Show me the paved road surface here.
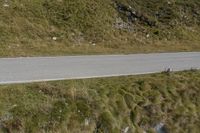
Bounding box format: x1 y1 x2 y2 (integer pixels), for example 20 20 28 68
0 52 200 84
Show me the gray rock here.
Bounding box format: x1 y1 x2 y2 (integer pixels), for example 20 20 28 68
155 123 168 133
122 126 129 133
114 17 133 31
84 118 90 126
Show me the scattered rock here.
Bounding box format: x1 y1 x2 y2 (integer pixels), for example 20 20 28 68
12 104 17 108
167 1 171 5
155 123 168 133
0 112 13 128
115 2 156 27
123 126 129 133
70 32 84 45
57 0 63 2
52 37 57 41
89 41 97 46
71 33 75 36
3 105 18 113
3 0 9 7
84 118 90 126
3 3 9 7
114 17 133 31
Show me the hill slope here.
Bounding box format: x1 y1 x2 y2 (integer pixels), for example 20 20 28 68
0 70 200 132
0 0 200 56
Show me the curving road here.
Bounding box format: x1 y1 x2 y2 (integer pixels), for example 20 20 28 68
0 52 200 84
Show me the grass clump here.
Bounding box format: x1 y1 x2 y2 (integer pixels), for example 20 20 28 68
0 70 200 132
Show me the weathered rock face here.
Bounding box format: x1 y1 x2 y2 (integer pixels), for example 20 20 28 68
111 0 200 41
113 0 200 28
114 1 156 27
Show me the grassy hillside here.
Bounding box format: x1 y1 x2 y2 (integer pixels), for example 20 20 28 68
0 70 199 132
0 0 200 56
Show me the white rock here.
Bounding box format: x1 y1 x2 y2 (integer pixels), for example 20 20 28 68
146 34 150 38
0 113 13 122
3 3 9 7
123 126 129 133
52 37 57 41
12 104 17 108
84 118 90 126
155 122 165 133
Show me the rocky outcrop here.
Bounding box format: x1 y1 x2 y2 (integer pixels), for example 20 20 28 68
114 1 156 27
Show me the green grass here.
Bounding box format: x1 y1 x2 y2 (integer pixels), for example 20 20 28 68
0 0 200 57
0 70 200 132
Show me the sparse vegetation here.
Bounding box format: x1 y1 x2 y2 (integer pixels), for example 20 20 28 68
0 70 200 132
0 0 200 57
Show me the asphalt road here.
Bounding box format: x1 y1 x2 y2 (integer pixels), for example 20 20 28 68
0 52 200 84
